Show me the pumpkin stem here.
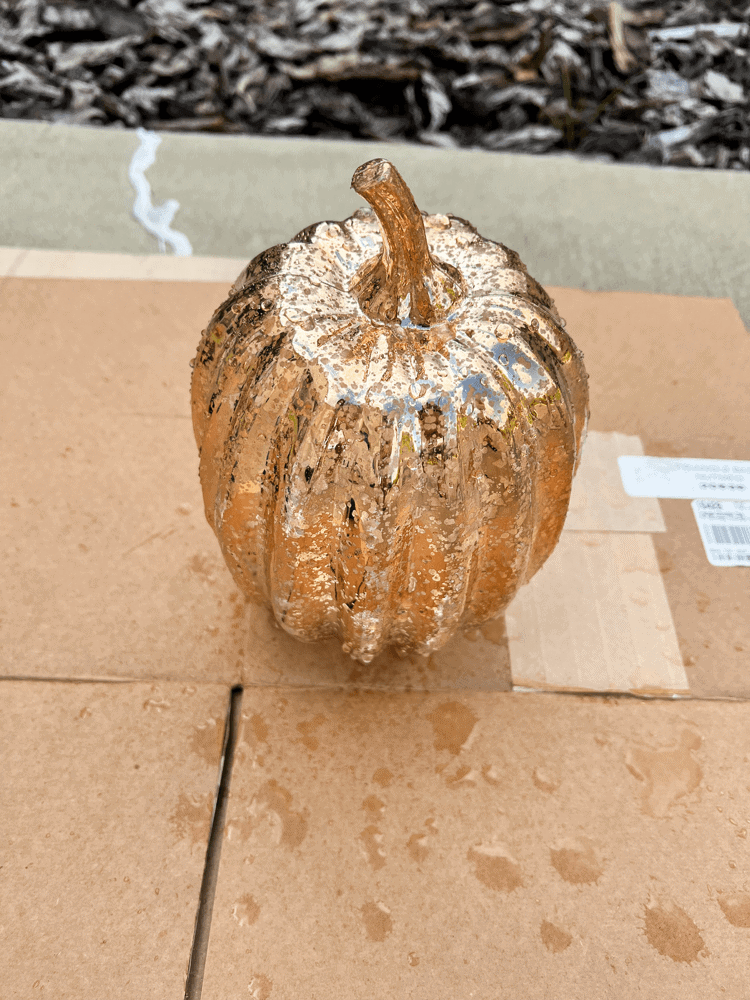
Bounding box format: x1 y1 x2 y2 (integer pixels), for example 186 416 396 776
351 159 462 327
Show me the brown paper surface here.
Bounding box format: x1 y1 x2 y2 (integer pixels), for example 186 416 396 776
203 688 750 1000
2 274 748 695
548 288 750 698
1 680 228 999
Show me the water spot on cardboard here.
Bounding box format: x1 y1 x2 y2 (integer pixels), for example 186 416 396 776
717 891 750 927
643 901 707 963
626 729 703 818
297 713 326 751
239 780 308 849
407 832 429 864
480 616 506 646
446 765 479 787
428 701 478 755
533 767 559 793
191 715 225 764
247 972 273 999
362 795 385 817
696 593 711 613
143 695 171 712
408 952 420 966
232 894 261 927
231 592 247 621
482 764 502 785
360 825 386 870
540 920 572 953
170 791 213 846
372 767 394 787
468 844 524 892
249 712 269 743
361 900 393 941
187 553 217 582
550 839 603 884
655 545 674 574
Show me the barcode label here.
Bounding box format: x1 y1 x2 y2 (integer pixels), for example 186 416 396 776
708 524 750 546
692 500 750 567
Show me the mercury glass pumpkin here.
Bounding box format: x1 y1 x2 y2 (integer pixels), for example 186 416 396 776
191 159 589 663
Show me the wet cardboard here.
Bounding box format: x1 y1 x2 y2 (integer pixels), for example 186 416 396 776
2 249 750 999
203 688 750 1000
2 264 748 696
1 680 229 998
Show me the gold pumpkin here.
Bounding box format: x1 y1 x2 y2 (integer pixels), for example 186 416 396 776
191 159 589 663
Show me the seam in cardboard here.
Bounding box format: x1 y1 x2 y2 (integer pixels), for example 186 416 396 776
0 675 138 684
184 684 243 1000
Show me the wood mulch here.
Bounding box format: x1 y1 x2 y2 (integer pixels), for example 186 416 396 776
1 0 749 169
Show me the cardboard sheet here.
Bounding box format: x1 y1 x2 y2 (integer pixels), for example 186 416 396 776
203 688 750 1000
552 288 750 699
1 680 229 999
2 272 748 696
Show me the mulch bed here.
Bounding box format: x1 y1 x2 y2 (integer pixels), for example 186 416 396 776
1 0 749 169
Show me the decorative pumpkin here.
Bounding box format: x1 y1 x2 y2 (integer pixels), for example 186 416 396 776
191 159 589 663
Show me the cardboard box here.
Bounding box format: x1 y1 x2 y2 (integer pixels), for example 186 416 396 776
1 679 229 999
2 249 749 997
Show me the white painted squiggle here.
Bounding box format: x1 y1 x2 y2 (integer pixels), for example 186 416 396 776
128 127 193 256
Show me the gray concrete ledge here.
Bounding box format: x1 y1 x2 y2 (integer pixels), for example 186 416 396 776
2 120 748 330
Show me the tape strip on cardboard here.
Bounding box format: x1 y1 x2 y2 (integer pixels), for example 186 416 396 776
508 531 688 696
537 434 687 695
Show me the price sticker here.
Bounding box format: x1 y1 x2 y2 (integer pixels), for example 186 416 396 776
618 456 750 500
